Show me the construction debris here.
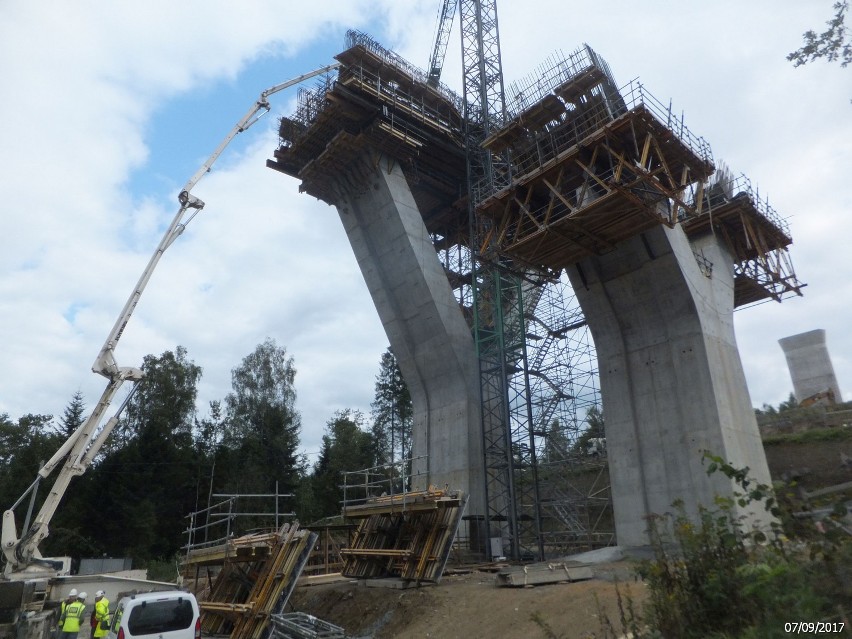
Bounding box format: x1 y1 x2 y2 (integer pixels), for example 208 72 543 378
495 562 594 587
182 522 317 639
340 488 468 584
268 612 345 639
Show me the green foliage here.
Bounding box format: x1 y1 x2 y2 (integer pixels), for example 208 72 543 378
0 413 62 531
370 348 412 467
540 418 569 464
788 1 851 68
762 425 852 446
221 338 301 496
303 410 376 522
592 454 852 638
754 391 798 418
59 391 86 439
563 406 605 458
66 347 204 560
145 556 180 583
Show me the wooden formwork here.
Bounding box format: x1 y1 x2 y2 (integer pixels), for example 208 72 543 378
339 488 468 584
182 523 317 639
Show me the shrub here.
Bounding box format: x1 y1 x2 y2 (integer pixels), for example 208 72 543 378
591 453 851 638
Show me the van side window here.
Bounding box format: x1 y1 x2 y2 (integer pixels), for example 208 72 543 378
127 599 194 636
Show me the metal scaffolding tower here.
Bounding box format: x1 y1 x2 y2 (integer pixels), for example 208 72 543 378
453 1 610 560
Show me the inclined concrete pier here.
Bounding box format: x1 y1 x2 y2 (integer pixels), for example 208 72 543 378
568 224 775 547
333 153 485 517
779 329 843 404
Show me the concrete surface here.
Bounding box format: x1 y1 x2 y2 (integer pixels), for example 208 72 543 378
333 153 485 519
779 329 843 403
568 224 775 547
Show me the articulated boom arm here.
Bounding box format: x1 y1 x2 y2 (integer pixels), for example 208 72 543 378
428 0 459 86
1 62 341 577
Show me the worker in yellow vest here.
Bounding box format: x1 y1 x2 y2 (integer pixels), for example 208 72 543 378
93 590 110 639
59 591 86 639
56 589 78 638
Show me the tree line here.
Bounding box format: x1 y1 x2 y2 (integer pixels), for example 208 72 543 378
0 339 411 569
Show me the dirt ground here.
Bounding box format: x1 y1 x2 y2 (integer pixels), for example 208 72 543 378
289 560 646 639
763 437 852 490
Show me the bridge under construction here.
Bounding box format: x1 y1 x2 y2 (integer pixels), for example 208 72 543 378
267 30 802 557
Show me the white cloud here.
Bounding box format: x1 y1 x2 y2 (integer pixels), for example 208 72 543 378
1 0 850 466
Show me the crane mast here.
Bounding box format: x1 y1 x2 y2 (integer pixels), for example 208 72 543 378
1 62 340 578
454 0 544 561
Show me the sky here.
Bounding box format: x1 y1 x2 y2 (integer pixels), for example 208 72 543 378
1 1 850 462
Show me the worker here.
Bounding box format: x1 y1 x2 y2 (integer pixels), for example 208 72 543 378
57 589 78 638
92 590 110 639
58 591 86 639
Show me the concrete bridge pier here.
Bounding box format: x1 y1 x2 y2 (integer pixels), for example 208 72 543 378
568 223 774 547
332 152 486 519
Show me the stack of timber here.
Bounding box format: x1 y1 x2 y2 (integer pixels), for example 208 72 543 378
340 488 467 584
183 523 317 639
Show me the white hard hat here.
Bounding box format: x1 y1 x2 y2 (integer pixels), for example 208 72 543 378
95 591 105 598
68 589 78 597
78 592 87 601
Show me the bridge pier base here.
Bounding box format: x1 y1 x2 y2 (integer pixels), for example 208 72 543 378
568 224 774 547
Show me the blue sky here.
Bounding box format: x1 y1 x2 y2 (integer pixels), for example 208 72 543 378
1 1 850 461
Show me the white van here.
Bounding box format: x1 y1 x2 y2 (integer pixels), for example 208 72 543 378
107 591 200 639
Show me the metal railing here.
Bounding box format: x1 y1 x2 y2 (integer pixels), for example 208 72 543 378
702 171 792 238
183 490 295 552
340 455 429 510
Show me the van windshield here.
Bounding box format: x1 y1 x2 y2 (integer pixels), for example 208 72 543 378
127 599 194 636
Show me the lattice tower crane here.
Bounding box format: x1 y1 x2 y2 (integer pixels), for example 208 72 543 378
428 0 544 561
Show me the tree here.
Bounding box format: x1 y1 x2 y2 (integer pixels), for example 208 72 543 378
541 418 569 463
788 2 851 68
73 346 203 560
221 338 302 496
570 406 605 457
307 410 376 521
777 391 799 413
0 413 61 529
59 391 86 440
370 348 412 468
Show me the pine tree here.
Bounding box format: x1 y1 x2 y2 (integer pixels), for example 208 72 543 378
370 348 412 468
309 410 375 519
59 391 86 439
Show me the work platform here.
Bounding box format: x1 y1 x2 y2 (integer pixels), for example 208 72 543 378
268 37 467 239
268 37 801 306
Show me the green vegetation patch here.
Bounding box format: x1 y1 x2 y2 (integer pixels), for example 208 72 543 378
763 425 852 446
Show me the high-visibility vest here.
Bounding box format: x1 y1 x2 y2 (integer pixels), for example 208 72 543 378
61 601 86 633
93 598 111 638
57 601 67 628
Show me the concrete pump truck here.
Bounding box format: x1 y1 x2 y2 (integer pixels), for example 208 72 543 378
0 63 340 639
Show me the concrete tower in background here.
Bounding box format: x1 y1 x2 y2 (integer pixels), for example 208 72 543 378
779 329 843 404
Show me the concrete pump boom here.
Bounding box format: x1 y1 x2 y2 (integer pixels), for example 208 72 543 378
1 62 341 578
